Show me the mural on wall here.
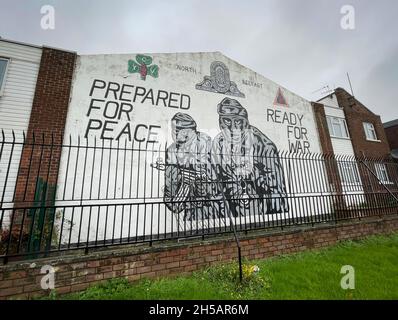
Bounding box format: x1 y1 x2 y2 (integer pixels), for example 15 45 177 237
196 61 245 98
58 52 326 242
156 97 289 221
212 97 288 216
128 54 159 80
162 112 221 221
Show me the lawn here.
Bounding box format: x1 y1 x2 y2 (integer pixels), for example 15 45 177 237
48 233 398 300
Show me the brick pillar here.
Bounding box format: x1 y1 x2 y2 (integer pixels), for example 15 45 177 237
312 102 334 155
14 47 76 204
312 102 347 216
8 47 76 253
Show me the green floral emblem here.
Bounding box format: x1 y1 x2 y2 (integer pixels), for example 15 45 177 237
128 54 159 80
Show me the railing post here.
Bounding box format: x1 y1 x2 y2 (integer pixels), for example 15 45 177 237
220 189 243 283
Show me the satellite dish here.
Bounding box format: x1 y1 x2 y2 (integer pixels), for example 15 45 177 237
391 149 398 160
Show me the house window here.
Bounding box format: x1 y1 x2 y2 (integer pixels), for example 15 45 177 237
374 163 392 184
363 122 378 141
326 116 349 138
339 162 361 184
0 58 9 96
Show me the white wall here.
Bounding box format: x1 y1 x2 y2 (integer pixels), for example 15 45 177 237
0 40 42 209
318 94 339 109
321 97 365 206
323 104 355 155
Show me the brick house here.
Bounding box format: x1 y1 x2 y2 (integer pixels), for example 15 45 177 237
315 87 390 158
383 119 398 154
314 88 396 197
333 87 391 158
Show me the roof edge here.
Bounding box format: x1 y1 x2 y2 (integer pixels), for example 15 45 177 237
0 37 76 54
383 119 398 128
0 37 42 49
335 87 381 117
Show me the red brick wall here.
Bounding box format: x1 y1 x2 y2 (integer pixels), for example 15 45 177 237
334 88 391 158
385 125 398 151
1 215 397 299
13 47 76 206
311 102 345 213
312 102 334 155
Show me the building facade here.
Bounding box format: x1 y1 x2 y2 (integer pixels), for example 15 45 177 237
316 88 391 158
312 93 364 206
333 88 391 159
0 38 396 246
0 39 43 206
314 88 395 198
0 38 76 235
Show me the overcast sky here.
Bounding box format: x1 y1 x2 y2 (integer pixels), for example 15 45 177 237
1 0 397 122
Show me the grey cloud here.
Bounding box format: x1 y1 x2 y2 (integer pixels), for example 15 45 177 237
357 47 398 122
0 0 396 121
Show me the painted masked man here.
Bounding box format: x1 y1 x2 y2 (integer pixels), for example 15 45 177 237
164 113 219 221
212 97 288 217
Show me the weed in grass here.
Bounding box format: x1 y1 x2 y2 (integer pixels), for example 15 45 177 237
202 262 271 299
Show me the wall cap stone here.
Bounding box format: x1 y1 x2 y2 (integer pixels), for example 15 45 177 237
1 214 397 273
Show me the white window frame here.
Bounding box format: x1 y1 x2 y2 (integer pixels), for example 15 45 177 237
338 162 361 185
326 116 349 139
374 163 393 184
0 57 10 97
363 122 379 142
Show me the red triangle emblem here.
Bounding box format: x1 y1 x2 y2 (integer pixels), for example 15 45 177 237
274 87 288 107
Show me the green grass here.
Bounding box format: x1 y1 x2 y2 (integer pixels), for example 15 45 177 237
47 233 398 300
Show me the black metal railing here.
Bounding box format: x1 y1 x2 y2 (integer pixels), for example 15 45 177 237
1 130 398 262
